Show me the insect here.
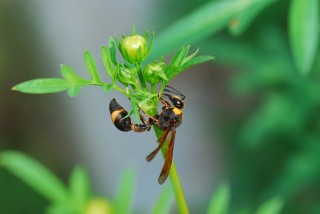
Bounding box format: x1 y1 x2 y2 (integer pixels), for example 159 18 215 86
109 86 185 184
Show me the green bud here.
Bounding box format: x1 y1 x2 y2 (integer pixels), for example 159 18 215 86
120 35 148 64
116 66 137 86
144 62 167 84
83 197 114 214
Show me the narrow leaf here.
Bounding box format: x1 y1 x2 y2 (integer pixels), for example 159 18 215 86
167 55 214 80
84 50 101 82
151 184 174 214
182 48 199 65
109 37 117 65
289 0 319 75
130 96 141 124
67 86 81 97
101 46 114 81
255 197 283 214
69 166 91 212
148 0 265 61
0 151 68 203
207 182 230 214
229 0 277 36
12 78 69 94
114 167 136 214
168 46 189 69
60 64 80 81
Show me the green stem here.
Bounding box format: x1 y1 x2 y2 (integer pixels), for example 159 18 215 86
151 84 156 94
154 127 189 214
136 63 148 91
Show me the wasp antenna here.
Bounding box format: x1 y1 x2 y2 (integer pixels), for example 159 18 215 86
164 85 185 100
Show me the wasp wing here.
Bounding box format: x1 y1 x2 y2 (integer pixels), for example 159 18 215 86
146 122 173 162
158 129 176 184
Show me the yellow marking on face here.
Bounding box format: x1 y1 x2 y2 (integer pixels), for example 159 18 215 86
173 108 182 115
111 110 122 122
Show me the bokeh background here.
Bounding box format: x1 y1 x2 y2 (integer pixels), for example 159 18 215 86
1 0 320 213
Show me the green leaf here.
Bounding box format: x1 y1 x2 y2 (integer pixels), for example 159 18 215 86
60 64 81 81
103 84 114 92
207 182 230 214
182 48 199 64
148 0 267 61
0 151 68 204
12 78 69 94
167 46 189 69
229 0 277 36
289 0 319 75
84 50 101 83
60 64 90 97
130 96 141 124
68 166 90 212
151 184 174 214
109 37 117 65
255 197 283 214
167 55 214 80
101 46 115 82
114 167 136 214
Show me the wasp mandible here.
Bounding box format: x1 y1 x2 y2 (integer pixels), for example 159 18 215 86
109 86 185 184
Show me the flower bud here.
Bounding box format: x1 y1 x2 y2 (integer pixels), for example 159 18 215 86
116 66 137 86
84 197 114 214
144 62 167 84
120 35 148 64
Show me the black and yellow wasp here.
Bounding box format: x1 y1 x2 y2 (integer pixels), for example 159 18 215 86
109 86 185 184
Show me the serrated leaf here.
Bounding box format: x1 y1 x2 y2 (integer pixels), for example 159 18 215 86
151 184 174 214
229 0 277 36
12 78 69 94
84 50 101 83
255 197 283 214
114 167 136 214
101 46 114 81
0 151 68 204
207 182 230 214
69 166 91 212
109 37 117 65
289 0 319 75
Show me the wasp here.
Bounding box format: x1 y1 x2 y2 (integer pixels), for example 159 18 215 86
109 86 185 184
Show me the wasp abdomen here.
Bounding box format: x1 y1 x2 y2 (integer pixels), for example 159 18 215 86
109 98 132 132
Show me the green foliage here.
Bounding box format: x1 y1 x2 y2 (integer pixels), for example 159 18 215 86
255 197 283 214
289 0 319 75
207 182 230 214
0 151 68 204
114 168 136 214
151 184 174 214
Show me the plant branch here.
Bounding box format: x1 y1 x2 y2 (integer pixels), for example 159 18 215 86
153 127 189 214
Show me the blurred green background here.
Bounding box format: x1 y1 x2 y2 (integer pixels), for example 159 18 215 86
1 0 320 213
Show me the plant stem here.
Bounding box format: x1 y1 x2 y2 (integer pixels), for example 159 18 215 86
153 127 189 214
136 64 148 91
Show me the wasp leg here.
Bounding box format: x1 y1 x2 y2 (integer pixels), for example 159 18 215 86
158 94 171 108
131 114 152 132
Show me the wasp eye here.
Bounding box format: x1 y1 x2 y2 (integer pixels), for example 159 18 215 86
171 96 184 109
